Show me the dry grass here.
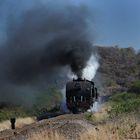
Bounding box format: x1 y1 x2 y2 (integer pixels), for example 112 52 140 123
27 131 65 140
1 104 139 140
81 114 140 140
80 128 120 140
0 117 35 131
25 115 140 140
93 104 111 122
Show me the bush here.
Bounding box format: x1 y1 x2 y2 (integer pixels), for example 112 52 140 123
109 92 140 118
0 107 28 122
32 87 62 116
128 81 140 94
0 87 63 121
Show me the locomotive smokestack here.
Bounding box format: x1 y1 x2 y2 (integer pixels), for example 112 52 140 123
77 67 82 79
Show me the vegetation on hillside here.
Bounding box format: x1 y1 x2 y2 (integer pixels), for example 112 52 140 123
108 92 140 118
0 106 28 122
108 80 140 118
33 87 62 116
128 80 140 94
97 46 140 93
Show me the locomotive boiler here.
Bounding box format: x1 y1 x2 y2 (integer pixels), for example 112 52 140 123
66 78 98 113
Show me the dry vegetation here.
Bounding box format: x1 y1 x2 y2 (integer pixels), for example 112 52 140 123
21 106 140 140
83 103 140 140
27 131 65 140
0 117 35 131
0 108 140 140
97 47 140 93
25 116 140 140
81 115 140 140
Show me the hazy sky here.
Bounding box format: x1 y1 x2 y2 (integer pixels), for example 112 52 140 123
0 0 140 49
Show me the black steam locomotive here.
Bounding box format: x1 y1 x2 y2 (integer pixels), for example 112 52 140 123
66 78 98 113
37 78 98 121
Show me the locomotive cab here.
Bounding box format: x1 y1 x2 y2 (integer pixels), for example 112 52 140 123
66 78 98 113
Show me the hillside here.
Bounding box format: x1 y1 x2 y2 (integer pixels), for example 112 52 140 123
96 46 140 94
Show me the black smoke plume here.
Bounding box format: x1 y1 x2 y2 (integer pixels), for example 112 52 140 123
0 2 94 106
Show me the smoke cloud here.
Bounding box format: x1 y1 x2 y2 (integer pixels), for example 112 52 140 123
0 0 96 106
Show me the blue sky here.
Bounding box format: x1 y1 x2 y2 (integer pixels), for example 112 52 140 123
84 0 140 49
66 0 140 49
0 0 140 50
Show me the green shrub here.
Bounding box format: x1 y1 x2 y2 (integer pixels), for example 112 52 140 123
84 112 94 121
128 81 140 94
32 87 62 115
109 92 140 118
0 107 28 122
0 87 63 121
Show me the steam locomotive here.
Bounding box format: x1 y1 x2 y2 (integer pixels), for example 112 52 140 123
37 78 98 120
66 78 98 113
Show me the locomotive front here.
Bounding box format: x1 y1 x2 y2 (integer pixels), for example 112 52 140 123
66 78 98 113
